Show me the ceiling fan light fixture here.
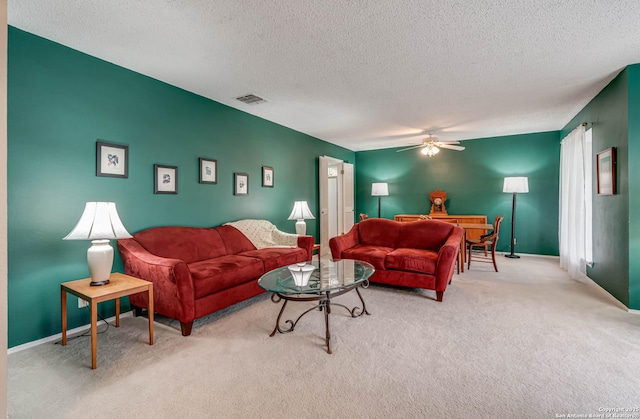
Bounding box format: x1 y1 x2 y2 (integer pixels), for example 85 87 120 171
421 144 439 156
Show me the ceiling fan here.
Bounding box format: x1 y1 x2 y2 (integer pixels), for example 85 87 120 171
396 134 465 157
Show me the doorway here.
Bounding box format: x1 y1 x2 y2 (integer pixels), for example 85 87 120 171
319 156 354 257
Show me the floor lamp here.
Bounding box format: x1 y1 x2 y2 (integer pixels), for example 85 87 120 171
503 177 528 259
371 182 389 218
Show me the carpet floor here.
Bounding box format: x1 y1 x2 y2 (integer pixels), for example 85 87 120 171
8 256 640 418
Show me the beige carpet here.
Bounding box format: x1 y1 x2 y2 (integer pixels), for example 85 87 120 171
8 256 640 418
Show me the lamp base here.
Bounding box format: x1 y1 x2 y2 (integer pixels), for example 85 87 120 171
90 279 111 286
295 220 307 236
504 254 521 259
88 239 113 286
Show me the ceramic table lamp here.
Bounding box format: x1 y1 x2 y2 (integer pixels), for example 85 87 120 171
288 201 315 235
64 202 132 285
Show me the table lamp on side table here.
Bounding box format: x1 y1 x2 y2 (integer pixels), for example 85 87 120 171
63 202 132 286
288 201 315 236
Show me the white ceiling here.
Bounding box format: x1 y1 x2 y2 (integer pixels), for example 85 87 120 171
9 1 640 151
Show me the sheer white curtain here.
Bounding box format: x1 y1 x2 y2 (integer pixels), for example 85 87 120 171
559 125 588 278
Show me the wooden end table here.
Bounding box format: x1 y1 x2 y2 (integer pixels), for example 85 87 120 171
60 272 154 369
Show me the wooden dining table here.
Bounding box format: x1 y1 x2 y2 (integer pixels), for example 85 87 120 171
456 223 494 273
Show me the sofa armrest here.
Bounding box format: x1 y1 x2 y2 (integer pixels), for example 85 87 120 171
329 224 359 259
435 226 464 291
117 239 195 323
296 235 314 261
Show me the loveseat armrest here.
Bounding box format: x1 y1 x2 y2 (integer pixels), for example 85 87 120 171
435 226 464 291
117 239 195 322
297 235 314 261
329 224 359 259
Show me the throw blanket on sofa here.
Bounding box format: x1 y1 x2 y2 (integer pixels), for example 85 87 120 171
225 219 298 249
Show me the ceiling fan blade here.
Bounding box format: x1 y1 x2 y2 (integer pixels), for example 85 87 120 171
439 144 465 151
437 140 460 145
396 144 424 152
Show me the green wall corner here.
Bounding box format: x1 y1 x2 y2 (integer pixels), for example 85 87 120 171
627 64 640 310
562 68 631 307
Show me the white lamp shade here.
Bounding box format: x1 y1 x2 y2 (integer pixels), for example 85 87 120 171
503 177 529 193
287 201 315 221
64 202 132 240
371 183 389 196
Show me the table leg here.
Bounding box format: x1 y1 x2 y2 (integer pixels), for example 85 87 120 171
324 293 332 354
61 288 67 346
270 297 291 336
354 287 370 316
115 297 120 327
460 233 466 273
90 300 97 369
148 285 154 345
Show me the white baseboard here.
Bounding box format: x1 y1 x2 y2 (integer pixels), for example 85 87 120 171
7 311 133 355
577 273 632 312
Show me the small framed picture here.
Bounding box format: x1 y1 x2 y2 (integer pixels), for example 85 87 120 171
199 158 218 184
596 147 616 195
262 166 274 188
234 172 249 196
154 164 178 194
96 141 128 178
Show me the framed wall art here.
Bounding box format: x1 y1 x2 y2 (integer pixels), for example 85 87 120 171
596 147 616 195
234 172 249 196
199 158 218 184
154 164 178 194
262 166 274 188
96 141 128 178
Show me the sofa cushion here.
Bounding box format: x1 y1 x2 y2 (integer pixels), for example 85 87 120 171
341 244 394 270
188 255 264 298
239 247 308 272
357 218 401 248
133 226 227 264
396 220 453 250
217 225 257 255
386 248 439 274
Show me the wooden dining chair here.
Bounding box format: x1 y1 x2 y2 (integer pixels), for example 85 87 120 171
359 213 369 221
466 216 504 272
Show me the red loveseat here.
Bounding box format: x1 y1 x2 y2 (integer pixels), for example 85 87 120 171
117 224 313 335
329 218 463 301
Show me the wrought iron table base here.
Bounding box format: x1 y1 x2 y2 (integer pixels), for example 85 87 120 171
268 281 370 354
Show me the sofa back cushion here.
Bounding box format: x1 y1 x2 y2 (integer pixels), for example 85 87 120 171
217 225 257 255
357 218 401 248
396 220 453 250
133 226 228 263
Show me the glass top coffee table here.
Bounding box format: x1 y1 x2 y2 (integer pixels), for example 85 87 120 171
258 259 374 354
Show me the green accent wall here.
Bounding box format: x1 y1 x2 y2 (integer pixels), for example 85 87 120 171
561 68 632 308
7 27 354 347
628 65 640 309
355 131 561 255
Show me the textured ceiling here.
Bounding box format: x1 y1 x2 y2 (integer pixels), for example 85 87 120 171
9 1 640 151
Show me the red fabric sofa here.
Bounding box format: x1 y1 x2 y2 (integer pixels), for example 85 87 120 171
329 218 463 301
117 225 313 335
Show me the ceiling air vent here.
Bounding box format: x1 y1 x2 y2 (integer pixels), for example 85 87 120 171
235 94 266 105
